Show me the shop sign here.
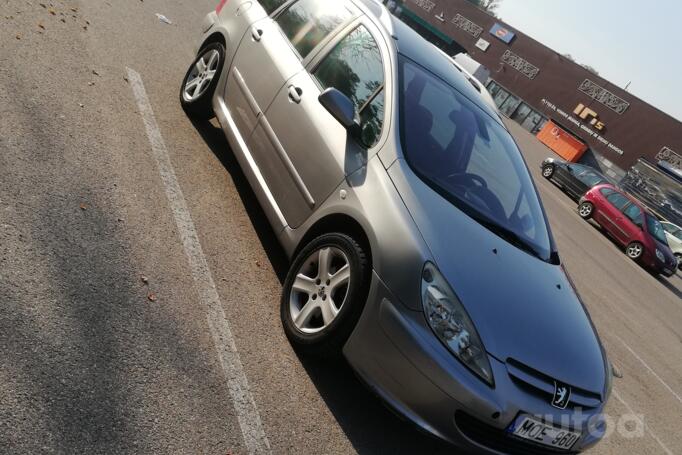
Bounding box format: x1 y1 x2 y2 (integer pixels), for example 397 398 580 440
541 99 625 156
490 23 516 43
475 38 490 51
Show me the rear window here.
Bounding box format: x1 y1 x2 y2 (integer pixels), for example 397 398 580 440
260 0 288 15
276 0 353 59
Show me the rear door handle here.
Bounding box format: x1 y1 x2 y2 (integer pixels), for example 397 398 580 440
251 27 263 42
288 86 302 104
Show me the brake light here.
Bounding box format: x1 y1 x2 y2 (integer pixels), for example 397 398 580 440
216 0 228 14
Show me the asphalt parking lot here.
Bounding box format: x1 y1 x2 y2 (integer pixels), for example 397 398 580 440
1 1 680 454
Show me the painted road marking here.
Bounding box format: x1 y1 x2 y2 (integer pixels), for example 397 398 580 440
612 389 672 455
127 68 271 455
612 333 682 408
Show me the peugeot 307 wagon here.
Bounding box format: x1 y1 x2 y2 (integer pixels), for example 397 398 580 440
179 0 612 452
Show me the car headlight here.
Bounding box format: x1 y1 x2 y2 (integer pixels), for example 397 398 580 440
655 249 665 263
421 262 494 386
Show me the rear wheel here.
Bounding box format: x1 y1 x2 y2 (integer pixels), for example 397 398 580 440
626 242 644 261
578 201 594 220
180 42 225 119
542 164 554 179
280 233 370 357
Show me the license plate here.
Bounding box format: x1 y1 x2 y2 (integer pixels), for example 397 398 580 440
509 415 581 450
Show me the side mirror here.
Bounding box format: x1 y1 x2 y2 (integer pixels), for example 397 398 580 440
319 88 356 129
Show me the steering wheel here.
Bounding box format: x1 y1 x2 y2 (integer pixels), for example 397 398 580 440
447 173 506 220
447 172 488 189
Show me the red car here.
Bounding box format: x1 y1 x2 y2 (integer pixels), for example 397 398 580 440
578 184 677 277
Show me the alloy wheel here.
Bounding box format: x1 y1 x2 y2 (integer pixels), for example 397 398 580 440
579 202 593 218
627 243 643 259
542 166 553 178
182 49 220 102
289 246 351 334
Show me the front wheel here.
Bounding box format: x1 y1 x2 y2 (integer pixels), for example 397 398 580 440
542 164 554 179
180 42 225 119
280 233 370 357
626 242 644 261
578 201 594 220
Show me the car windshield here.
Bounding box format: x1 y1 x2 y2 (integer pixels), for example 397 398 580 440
647 215 668 245
399 57 552 260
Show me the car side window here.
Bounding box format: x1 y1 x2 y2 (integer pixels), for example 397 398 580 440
276 0 353 59
260 0 288 15
623 203 643 227
314 25 385 147
605 192 630 211
599 187 616 197
578 171 603 187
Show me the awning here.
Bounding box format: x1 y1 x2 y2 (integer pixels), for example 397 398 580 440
400 8 454 45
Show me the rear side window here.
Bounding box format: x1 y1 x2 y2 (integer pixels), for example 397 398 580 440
623 203 643 226
578 171 605 187
606 192 630 211
314 25 385 146
276 0 353 59
260 0 288 15
599 187 616 197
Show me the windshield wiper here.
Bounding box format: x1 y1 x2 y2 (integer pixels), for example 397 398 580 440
471 213 546 261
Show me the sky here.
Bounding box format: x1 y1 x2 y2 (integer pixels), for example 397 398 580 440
494 0 682 122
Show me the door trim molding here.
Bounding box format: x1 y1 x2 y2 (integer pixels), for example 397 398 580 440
260 115 316 208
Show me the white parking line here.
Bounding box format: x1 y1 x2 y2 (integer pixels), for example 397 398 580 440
612 389 672 455
126 68 271 455
612 333 682 408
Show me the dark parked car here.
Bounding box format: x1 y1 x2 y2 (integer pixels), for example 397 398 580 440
541 158 613 200
579 184 677 277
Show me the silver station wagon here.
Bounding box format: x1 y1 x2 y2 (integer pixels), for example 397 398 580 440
180 0 611 452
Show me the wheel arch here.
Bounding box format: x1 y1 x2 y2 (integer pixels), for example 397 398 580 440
294 213 373 272
199 31 227 52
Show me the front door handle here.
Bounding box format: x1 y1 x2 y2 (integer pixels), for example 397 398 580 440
288 86 302 104
251 27 263 42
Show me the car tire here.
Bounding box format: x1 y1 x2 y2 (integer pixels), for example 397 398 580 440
578 201 594 220
280 233 370 357
541 164 554 179
179 42 225 120
626 242 644 261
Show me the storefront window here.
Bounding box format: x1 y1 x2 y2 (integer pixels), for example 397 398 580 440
492 87 510 108
500 94 521 117
511 103 532 123
520 110 546 133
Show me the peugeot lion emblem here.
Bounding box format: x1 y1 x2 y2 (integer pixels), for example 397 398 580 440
552 381 571 409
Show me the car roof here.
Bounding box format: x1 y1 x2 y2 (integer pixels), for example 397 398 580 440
354 0 502 124
596 183 652 214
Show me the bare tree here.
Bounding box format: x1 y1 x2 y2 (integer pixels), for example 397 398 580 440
467 0 503 15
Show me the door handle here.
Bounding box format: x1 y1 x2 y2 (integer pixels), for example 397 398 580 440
251 27 263 42
288 86 302 104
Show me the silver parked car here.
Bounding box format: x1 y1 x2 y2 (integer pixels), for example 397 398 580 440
181 0 611 452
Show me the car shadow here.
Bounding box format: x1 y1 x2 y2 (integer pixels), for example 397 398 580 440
189 119 456 454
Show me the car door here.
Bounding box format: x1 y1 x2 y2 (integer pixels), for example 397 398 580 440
600 192 632 244
249 17 389 228
224 0 354 141
555 163 582 196
621 202 645 243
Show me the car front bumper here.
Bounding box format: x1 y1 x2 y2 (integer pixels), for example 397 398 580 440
343 272 606 453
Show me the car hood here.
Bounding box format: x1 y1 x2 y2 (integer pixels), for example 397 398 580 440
388 160 606 394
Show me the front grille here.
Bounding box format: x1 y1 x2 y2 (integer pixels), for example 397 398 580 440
507 359 602 409
455 411 578 455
